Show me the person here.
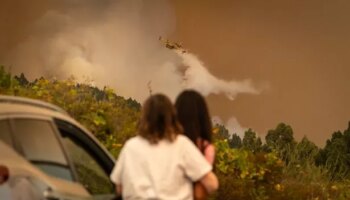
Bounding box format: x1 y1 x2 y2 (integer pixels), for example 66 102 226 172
110 94 218 200
175 90 215 200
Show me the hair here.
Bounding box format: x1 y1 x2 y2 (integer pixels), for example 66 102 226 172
175 90 213 145
138 94 183 144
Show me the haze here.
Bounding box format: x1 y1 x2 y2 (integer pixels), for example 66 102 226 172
0 0 349 146
172 0 350 146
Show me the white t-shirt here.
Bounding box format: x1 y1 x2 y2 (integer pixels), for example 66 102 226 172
110 135 212 200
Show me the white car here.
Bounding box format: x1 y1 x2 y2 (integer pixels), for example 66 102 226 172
0 95 119 200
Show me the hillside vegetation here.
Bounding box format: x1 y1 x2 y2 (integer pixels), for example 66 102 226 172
1 66 349 199
0 66 141 156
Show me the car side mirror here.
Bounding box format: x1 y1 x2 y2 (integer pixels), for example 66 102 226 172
0 165 9 185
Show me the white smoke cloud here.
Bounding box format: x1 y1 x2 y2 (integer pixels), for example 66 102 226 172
178 51 260 100
4 0 261 103
225 117 248 138
212 116 247 138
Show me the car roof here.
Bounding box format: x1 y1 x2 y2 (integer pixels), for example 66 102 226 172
0 95 86 134
0 95 115 162
0 95 67 114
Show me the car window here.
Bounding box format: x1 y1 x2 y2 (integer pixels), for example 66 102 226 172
55 120 114 195
12 119 73 181
0 120 13 147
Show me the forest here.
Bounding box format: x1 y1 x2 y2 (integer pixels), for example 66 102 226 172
1 66 349 199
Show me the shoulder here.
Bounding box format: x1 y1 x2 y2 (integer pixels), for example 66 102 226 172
176 135 202 155
123 136 146 149
176 134 194 145
124 136 138 145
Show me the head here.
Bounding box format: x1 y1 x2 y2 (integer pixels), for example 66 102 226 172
138 94 183 144
175 90 212 144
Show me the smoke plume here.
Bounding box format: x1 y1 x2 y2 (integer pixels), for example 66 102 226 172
213 116 248 138
0 0 260 102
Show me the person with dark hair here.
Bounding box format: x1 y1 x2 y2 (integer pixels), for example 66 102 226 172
110 94 218 200
175 90 216 200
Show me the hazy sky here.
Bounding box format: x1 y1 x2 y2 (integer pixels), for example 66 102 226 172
0 0 349 146
171 0 350 146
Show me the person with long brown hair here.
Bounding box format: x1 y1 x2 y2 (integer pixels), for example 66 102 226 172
175 90 216 200
110 94 218 200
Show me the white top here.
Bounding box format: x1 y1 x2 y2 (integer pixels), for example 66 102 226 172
110 135 212 200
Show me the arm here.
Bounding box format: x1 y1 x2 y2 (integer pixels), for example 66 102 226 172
182 137 219 194
193 182 208 200
199 171 219 194
204 144 215 165
112 185 122 200
116 185 122 195
194 144 217 199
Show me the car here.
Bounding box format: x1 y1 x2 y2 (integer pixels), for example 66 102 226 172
0 95 119 200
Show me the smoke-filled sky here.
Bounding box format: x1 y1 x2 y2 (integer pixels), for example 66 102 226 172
1 0 349 146
171 0 350 146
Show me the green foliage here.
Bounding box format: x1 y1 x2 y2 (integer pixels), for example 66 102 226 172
215 139 284 199
0 66 11 89
265 123 296 162
213 124 230 140
0 65 20 95
1 68 350 199
14 73 29 86
317 123 350 180
0 69 140 158
242 128 262 153
266 123 295 149
229 133 242 149
215 134 350 200
295 137 319 166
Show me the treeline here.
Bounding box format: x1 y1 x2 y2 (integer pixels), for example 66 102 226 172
214 122 350 181
212 122 350 199
1 66 350 199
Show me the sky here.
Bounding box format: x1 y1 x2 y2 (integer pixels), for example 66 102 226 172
0 0 349 146
171 0 350 146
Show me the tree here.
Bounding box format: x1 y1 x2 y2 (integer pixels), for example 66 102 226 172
298 137 318 160
14 73 29 86
292 136 319 166
0 66 12 89
265 123 295 149
214 124 230 140
316 122 350 180
229 133 242 149
242 129 262 153
265 123 296 161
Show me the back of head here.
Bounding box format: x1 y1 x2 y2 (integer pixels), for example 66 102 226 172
175 90 212 144
139 94 183 144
